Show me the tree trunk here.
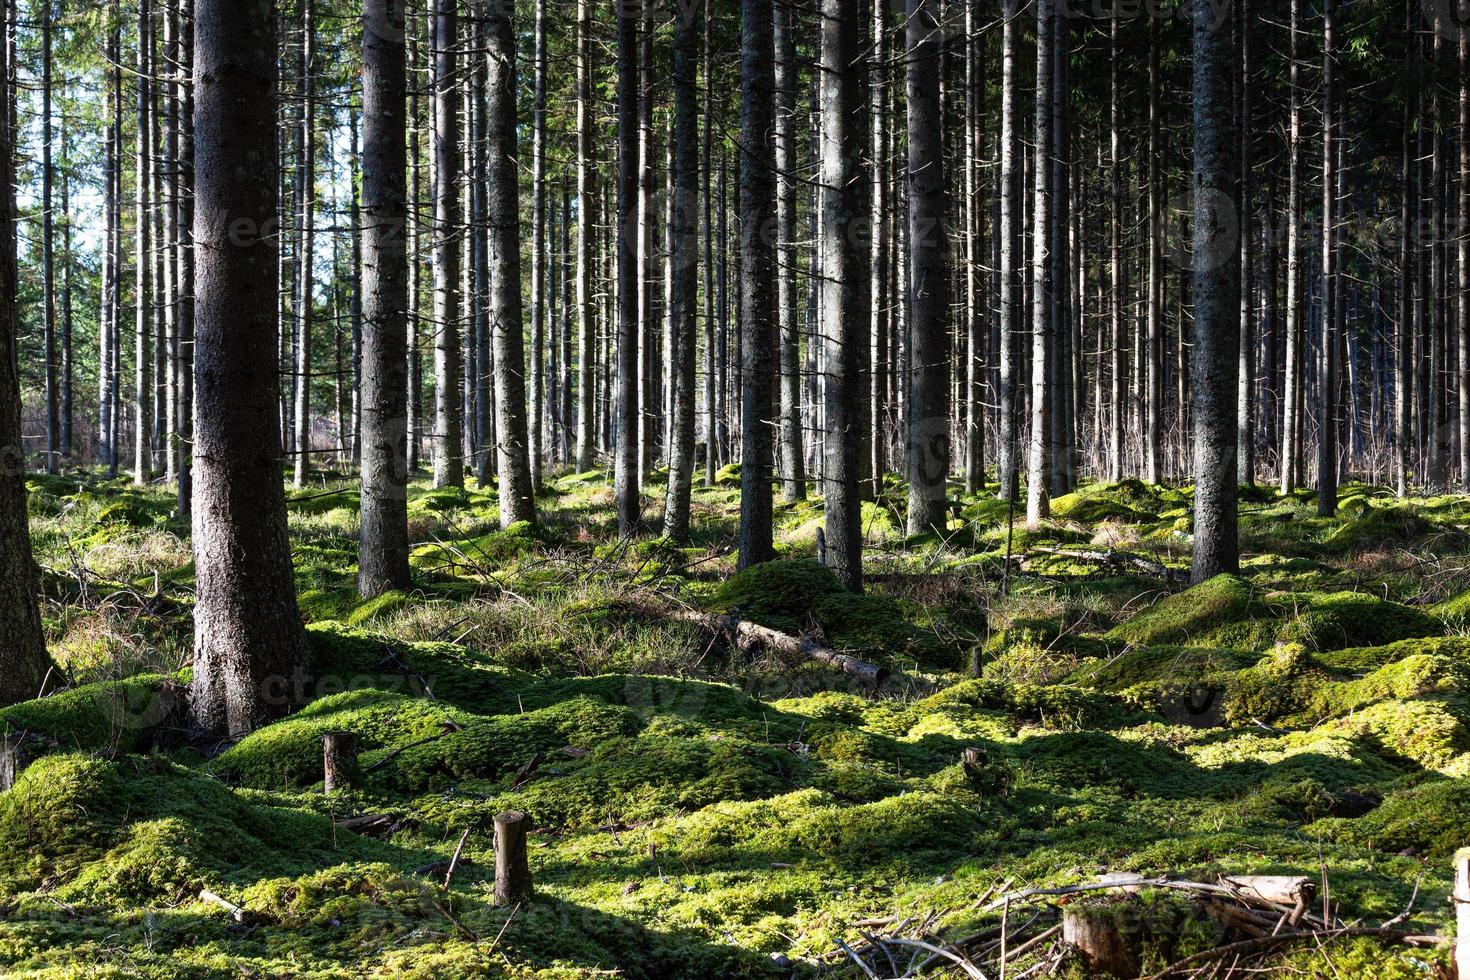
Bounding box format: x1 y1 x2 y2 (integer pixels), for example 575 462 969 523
965 0 986 495
1237 0 1255 487
528 0 547 489
135 0 153 485
774 0 804 503
358 0 412 598
662 1 699 542
0 8 50 706
293 0 315 488
189 0 310 737
1280 0 1302 494
1026 0 1053 528
736 0 778 567
1316 0 1338 515
574 0 595 471
1190 0 1241 581
40 0 56 474
906 0 951 535
1146 17 1163 483
819 0 868 590
431 0 462 489
485 0 536 527
995 0 1021 502
614 0 641 537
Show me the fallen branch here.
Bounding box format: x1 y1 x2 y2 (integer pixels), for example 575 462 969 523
672 609 890 688
199 888 249 924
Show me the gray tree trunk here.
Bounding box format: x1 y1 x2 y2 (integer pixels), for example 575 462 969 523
484 0 536 527
662 0 699 542
574 0 595 471
1280 0 1302 494
906 0 951 535
775 0 804 503
189 0 310 736
1190 0 1241 582
614 0 640 536
430 0 462 488
1316 0 1338 515
358 0 411 598
1026 0 1053 529
1237 0 1254 487
292 0 315 488
819 0 868 590
40 0 56 475
528 0 546 488
135 0 153 485
995 0 1021 502
737 0 778 568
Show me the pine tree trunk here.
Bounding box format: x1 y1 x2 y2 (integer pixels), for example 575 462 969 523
1237 0 1255 487
662 0 699 542
775 1 804 503
485 0 536 527
358 0 411 598
906 0 951 535
995 0 1021 502
135 0 153 485
1280 0 1302 493
1026 0 1053 528
1190 0 1241 581
293 0 315 487
1146 17 1163 483
189 0 309 737
964 0 986 495
0 8 51 706
574 0 595 471
819 0 869 589
1317 0 1338 515
39 0 57 474
1107 6 1124 483
736 0 778 567
614 0 641 536
528 0 546 489
430 0 462 488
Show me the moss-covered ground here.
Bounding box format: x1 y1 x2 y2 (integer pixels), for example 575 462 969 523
4 469 1469 976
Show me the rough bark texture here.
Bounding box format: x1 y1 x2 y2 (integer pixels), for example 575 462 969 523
0 9 50 706
1189 0 1241 582
492 810 534 906
774 0 804 504
189 0 310 737
1316 0 1338 515
1026 0 1053 529
662 1 699 541
358 0 412 598
135 0 153 485
430 0 462 489
819 0 868 590
737 0 777 569
574 0 595 471
995 0 1021 502
1279 0 1301 493
905 0 951 536
484 0 536 527
614 0 640 537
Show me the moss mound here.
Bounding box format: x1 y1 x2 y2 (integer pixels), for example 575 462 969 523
1106 574 1265 648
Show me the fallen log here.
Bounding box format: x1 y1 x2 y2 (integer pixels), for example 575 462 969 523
199 888 249 924
335 812 417 837
1024 546 1188 582
672 610 890 688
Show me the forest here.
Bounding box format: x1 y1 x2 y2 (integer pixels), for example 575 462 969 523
3 0 1470 976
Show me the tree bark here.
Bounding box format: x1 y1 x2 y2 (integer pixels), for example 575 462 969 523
189 0 310 737
358 0 412 598
819 0 868 590
431 0 462 489
995 0 1021 502
1026 0 1054 529
1190 0 1241 581
736 0 778 567
1316 0 1338 515
614 0 641 537
775 0 804 503
485 0 536 527
292 0 316 488
528 0 547 489
906 0 951 535
1280 0 1302 494
574 0 595 471
135 0 153 485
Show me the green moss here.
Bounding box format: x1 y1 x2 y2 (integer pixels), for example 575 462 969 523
1 672 186 752
1272 591 1440 651
345 589 412 626
1323 504 1441 553
1307 778 1470 859
1106 574 1264 648
709 559 844 633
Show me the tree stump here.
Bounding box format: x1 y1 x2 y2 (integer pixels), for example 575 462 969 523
0 736 29 792
493 810 534 906
322 731 359 794
1062 904 1139 978
1456 849 1470 980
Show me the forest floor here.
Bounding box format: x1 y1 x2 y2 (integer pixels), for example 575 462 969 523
2 466 1468 977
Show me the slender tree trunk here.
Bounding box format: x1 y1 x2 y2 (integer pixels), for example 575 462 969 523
574 0 595 471
662 0 699 541
293 0 315 487
528 0 546 488
774 0 804 503
965 0 985 494
1107 5 1124 483
135 0 153 484
485 0 535 526
1280 0 1302 493
1317 0 1338 515
1026 0 1053 528
1459 12 1470 486
906 0 951 534
1237 0 1254 487
40 0 57 474
1190 0 1241 581
1146 17 1163 483
819 0 868 589
995 0 1020 502
359 0 411 597
614 0 640 536
101 22 119 475
189 0 309 737
430 0 462 488
737 0 778 568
